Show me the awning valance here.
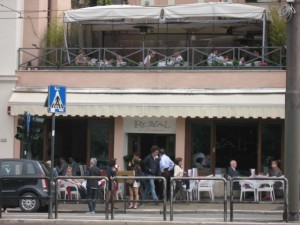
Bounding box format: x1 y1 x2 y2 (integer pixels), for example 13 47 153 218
8 92 284 119
63 3 266 24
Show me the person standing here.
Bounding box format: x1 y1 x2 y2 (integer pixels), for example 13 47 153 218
45 160 58 178
56 157 68 176
68 157 79 176
128 159 142 209
107 158 118 209
173 157 186 200
86 158 101 214
159 148 174 200
143 145 160 203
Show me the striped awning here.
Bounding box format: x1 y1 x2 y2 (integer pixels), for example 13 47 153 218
8 91 284 119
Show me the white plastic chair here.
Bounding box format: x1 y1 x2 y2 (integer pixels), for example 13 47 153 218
116 183 124 200
256 180 275 201
197 175 214 201
98 179 106 200
239 180 256 201
60 180 79 200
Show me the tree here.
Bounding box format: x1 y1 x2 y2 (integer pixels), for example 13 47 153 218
268 5 286 47
268 5 286 65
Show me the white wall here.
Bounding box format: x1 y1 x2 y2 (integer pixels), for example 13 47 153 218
0 0 23 157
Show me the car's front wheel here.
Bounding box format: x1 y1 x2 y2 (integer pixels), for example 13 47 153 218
19 192 40 212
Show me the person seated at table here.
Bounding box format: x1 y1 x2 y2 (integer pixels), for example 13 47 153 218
222 55 233 66
207 49 222 66
75 51 90 66
173 49 184 64
65 166 87 199
228 160 241 178
115 53 126 66
263 160 283 200
143 51 156 67
239 56 246 66
227 160 241 190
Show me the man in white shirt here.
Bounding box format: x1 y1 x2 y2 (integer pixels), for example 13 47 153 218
159 149 175 200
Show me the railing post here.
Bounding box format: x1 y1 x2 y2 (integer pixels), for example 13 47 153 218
162 177 167 221
170 178 174 221
110 179 114 220
224 178 227 222
0 177 2 218
230 178 233 222
54 178 58 219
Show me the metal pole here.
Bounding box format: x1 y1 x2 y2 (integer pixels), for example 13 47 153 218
230 179 233 222
170 178 174 221
0 178 2 218
285 1 300 221
224 179 227 222
48 113 55 219
163 177 167 221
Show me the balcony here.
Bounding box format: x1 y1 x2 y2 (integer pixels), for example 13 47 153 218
18 46 286 71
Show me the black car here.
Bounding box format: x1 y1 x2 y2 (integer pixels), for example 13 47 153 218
0 158 50 212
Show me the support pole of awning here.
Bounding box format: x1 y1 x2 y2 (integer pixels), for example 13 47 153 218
262 11 266 61
64 20 70 63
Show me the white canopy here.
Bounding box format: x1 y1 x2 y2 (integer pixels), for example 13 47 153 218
164 3 265 21
64 3 266 24
64 5 163 23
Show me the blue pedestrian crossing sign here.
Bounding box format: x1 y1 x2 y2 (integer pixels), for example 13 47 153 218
48 85 66 113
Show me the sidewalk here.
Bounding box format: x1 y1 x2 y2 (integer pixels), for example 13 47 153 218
55 197 285 214
0 200 290 225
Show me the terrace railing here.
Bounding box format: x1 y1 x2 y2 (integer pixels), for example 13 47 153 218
18 46 286 71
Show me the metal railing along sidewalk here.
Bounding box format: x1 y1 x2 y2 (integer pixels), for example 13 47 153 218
53 176 109 220
111 176 167 221
230 177 288 222
170 176 227 222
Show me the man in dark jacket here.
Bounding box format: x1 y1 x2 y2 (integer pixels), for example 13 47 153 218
86 158 101 214
227 160 241 190
143 145 160 202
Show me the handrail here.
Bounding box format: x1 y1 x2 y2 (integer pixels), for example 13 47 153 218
111 176 167 221
229 176 288 222
54 176 109 220
18 46 286 71
170 176 227 222
0 176 51 219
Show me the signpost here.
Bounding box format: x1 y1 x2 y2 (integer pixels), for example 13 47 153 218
48 85 66 219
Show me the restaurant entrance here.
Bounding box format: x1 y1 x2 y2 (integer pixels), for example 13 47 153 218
128 133 175 160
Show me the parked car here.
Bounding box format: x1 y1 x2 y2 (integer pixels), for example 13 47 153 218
0 158 50 212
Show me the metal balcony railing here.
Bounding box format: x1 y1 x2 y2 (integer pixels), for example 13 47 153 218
18 46 286 71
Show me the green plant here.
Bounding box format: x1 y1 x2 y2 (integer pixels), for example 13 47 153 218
211 61 224 67
268 5 286 47
232 58 239 66
42 20 65 48
97 0 112 5
268 5 286 65
111 59 117 66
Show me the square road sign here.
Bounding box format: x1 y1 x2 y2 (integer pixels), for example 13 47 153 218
48 85 66 113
